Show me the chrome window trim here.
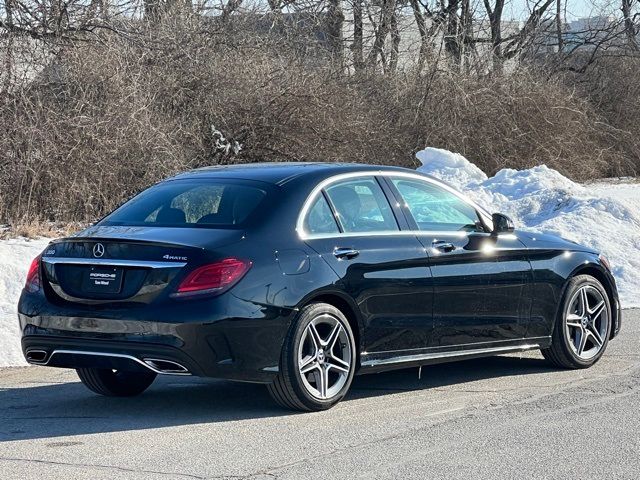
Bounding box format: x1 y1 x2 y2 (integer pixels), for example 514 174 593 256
299 230 468 240
323 174 401 234
41 257 187 269
296 170 493 240
304 189 342 235
297 230 518 242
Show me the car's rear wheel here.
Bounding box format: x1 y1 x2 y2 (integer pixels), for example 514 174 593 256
76 368 157 397
542 274 611 369
267 302 356 411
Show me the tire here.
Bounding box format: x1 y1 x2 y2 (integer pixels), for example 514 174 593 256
267 302 357 412
76 368 157 397
541 274 612 369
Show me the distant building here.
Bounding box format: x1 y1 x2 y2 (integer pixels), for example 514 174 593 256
563 16 623 52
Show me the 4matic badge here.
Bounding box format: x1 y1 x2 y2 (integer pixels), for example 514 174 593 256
163 254 188 261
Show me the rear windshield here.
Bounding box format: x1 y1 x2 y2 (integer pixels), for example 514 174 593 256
99 180 267 228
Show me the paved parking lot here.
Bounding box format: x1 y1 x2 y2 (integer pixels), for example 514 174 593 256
1 310 638 479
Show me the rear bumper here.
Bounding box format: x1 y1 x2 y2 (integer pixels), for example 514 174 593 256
20 319 287 383
22 336 200 376
18 295 295 383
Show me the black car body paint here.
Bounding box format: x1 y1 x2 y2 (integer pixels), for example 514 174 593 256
18 163 621 383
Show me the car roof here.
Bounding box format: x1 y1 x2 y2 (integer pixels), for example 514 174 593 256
169 162 426 186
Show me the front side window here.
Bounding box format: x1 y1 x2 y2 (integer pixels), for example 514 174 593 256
100 180 267 228
391 178 480 231
324 177 398 233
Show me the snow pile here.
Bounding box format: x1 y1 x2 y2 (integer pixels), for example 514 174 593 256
589 180 640 215
416 149 487 187
417 147 640 307
0 238 50 367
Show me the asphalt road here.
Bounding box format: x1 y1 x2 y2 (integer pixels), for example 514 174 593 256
1 310 639 480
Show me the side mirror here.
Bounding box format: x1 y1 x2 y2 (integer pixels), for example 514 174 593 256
491 213 514 234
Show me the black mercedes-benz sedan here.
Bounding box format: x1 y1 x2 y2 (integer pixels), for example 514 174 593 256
18 163 622 411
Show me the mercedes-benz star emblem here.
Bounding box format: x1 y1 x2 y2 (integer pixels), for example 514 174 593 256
93 243 105 258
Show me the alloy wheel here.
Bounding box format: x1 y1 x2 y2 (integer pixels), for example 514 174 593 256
565 285 609 360
297 314 352 400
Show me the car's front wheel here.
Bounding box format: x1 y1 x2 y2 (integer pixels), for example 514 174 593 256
542 274 612 368
76 368 157 397
267 302 356 411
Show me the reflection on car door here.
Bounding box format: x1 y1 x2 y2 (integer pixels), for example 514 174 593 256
385 176 534 349
300 176 434 353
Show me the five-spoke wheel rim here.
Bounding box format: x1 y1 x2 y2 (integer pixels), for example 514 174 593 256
565 285 609 360
298 314 352 400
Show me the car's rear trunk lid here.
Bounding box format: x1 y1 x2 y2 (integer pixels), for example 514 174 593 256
41 226 244 305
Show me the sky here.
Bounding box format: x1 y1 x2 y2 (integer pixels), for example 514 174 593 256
505 0 622 21
0 0 630 28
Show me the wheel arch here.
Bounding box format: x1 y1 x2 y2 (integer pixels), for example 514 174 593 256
301 291 363 369
565 263 619 339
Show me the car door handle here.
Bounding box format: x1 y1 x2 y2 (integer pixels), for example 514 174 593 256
333 247 360 260
432 240 456 253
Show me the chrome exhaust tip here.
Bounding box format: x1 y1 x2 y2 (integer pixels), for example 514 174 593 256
24 349 190 376
25 349 48 364
143 358 189 375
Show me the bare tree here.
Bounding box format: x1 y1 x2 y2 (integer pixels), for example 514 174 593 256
326 0 345 64
2 0 15 91
621 0 639 50
351 0 364 71
556 0 564 52
221 0 243 21
366 0 397 69
389 7 401 72
478 0 557 72
408 0 430 73
482 0 505 72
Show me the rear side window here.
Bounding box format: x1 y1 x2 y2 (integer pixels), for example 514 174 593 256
304 195 340 234
100 180 267 228
324 177 398 233
391 178 480 231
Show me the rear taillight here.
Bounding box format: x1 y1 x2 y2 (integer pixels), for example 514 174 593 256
25 255 41 293
173 258 252 298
